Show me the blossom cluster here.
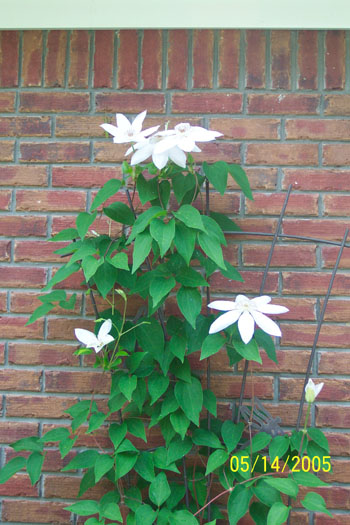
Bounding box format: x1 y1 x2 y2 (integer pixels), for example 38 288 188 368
101 110 222 169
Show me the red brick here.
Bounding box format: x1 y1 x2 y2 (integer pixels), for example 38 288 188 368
326 432 350 456
0 266 46 288
117 30 138 89
14 240 66 263
280 377 350 402
0 474 38 497
241 349 312 374
325 30 345 89
297 486 350 510
208 375 273 399
48 318 93 340
52 166 121 187
96 92 165 113
193 142 241 164
323 194 350 216
321 460 350 484
44 474 112 500
44 31 67 87
0 165 47 186
16 190 86 212
142 30 162 89
94 141 130 163
319 351 350 375
8 343 78 366
21 31 43 86
0 422 38 443
49 265 86 290
193 30 213 88
0 317 43 339
322 299 350 321
2 500 71 524
315 515 350 525
167 30 188 89
286 118 350 140
322 247 350 269
317 406 350 429
324 94 350 115
245 30 266 89
0 293 6 313
323 144 350 166
0 189 11 210
210 117 280 140
20 92 89 112
94 30 114 88
0 141 14 161
281 323 350 348
45 371 110 394
282 169 350 192
0 91 15 111
56 115 106 137
247 94 320 114
0 369 41 391
211 270 278 294
298 30 318 90
243 244 317 268
218 30 240 88
283 270 350 295
10 291 81 315
6 395 78 418
0 215 47 237
68 30 90 88
246 193 318 216
234 167 277 190
233 218 278 237
0 31 19 87
246 143 318 166
271 31 291 89
0 116 51 137
172 92 242 114
283 218 350 242
20 142 90 163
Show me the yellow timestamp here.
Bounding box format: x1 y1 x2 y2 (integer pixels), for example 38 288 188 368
230 455 331 474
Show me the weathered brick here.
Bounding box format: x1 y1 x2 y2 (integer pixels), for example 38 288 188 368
324 94 350 115
298 30 318 90
208 375 274 399
8 343 78 366
325 30 345 89
142 30 162 89
0 266 46 288
211 270 278 294
45 371 110 394
14 240 66 263
243 244 317 268
44 474 113 500
0 31 19 87
319 351 350 375
246 143 318 166
210 117 280 140
218 30 240 88
322 247 350 269
247 94 320 114
0 317 44 339
167 30 188 89
117 30 138 89
280 377 350 402
0 91 15 111
6 395 78 418
48 317 94 340
322 299 350 321
20 142 90 163
323 194 350 216
315 515 350 525
45 31 67 87
246 192 318 216
10 291 81 315
281 323 350 348
326 432 350 456
323 144 350 166
316 406 350 429
0 474 38 497
286 118 350 140
96 92 165 113
0 165 47 186
283 271 350 295
192 142 241 164
56 115 106 137
0 215 47 236
2 500 71 524
193 30 214 88
20 92 89 112
0 293 7 313
52 166 121 187
238 349 311 374
94 141 129 162
172 92 242 114
94 30 114 88
283 219 350 241
0 369 41 391
68 30 90 88
0 140 14 161
16 190 86 212
21 31 43 86
0 116 51 137
282 169 350 191
235 168 277 190
0 189 11 210
0 422 38 443
271 30 291 89
245 30 266 89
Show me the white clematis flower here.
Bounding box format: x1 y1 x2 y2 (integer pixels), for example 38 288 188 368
305 378 324 403
155 122 223 154
100 110 159 144
126 134 188 170
74 319 114 354
208 295 289 344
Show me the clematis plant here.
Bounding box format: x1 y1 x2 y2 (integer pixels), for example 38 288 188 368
75 318 114 354
305 378 324 403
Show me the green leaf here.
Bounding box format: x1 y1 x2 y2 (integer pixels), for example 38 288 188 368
228 485 252 525
38 290 66 303
94 261 116 298
177 286 202 329
293 471 329 487
251 432 271 453
228 164 253 200
101 502 123 522
301 492 332 517
201 215 227 246
221 421 244 453
210 211 241 232
205 449 229 475
198 231 226 270
175 377 203 426
0 457 26 484
220 261 244 282
128 206 165 243
11 437 43 452
203 389 217 417
62 450 99 471
91 178 122 210
150 276 176 306
132 230 153 273
59 293 77 310
50 227 79 241
84 519 101 525
172 172 196 203
64 500 100 517
67 242 97 267
203 161 228 195
254 329 277 364
308 427 329 453
201 333 225 360
252 479 282 506
149 472 171 507
119 375 137 402
95 454 114 482
27 451 44 485
174 222 196 265
166 483 186 510
41 428 70 443
82 255 103 282
137 173 158 204
109 423 127 450
267 502 290 525
87 412 106 433
135 504 158 525
148 373 169 405
233 338 262 364
42 262 80 291
249 502 269 525
115 452 138 480
134 452 155 482
193 429 223 449
108 252 129 271
127 419 147 442
173 204 206 232
78 469 95 498
172 510 199 525
169 334 187 363
26 302 55 325
269 435 290 462
176 266 208 288
136 317 164 358
264 477 299 498
150 218 175 258
170 410 191 440
104 201 135 225
59 436 77 458
76 212 97 239
167 436 192 465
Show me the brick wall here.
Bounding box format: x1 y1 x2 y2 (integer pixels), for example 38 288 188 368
0 29 349 524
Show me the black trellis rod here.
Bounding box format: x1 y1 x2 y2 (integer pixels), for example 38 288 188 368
205 178 212 521
236 185 293 423
229 230 350 249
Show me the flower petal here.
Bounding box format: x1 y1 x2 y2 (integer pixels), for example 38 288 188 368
314 382 324 398
250 310 282 338
101 334 115 346
255 303 289 315
98 319 112 340
209 310 241 334
131 110 147 133
130 144 154 165
252 295 272 306
238 311 255 344
74 328 99 348
177 136 197 152
116 113 131 130
208 300 236 311
100 123 118 136
169 147 187 168
152 150 169 170
140 125 160 138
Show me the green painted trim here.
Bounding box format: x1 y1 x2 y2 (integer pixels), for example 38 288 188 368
1 0 350 29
